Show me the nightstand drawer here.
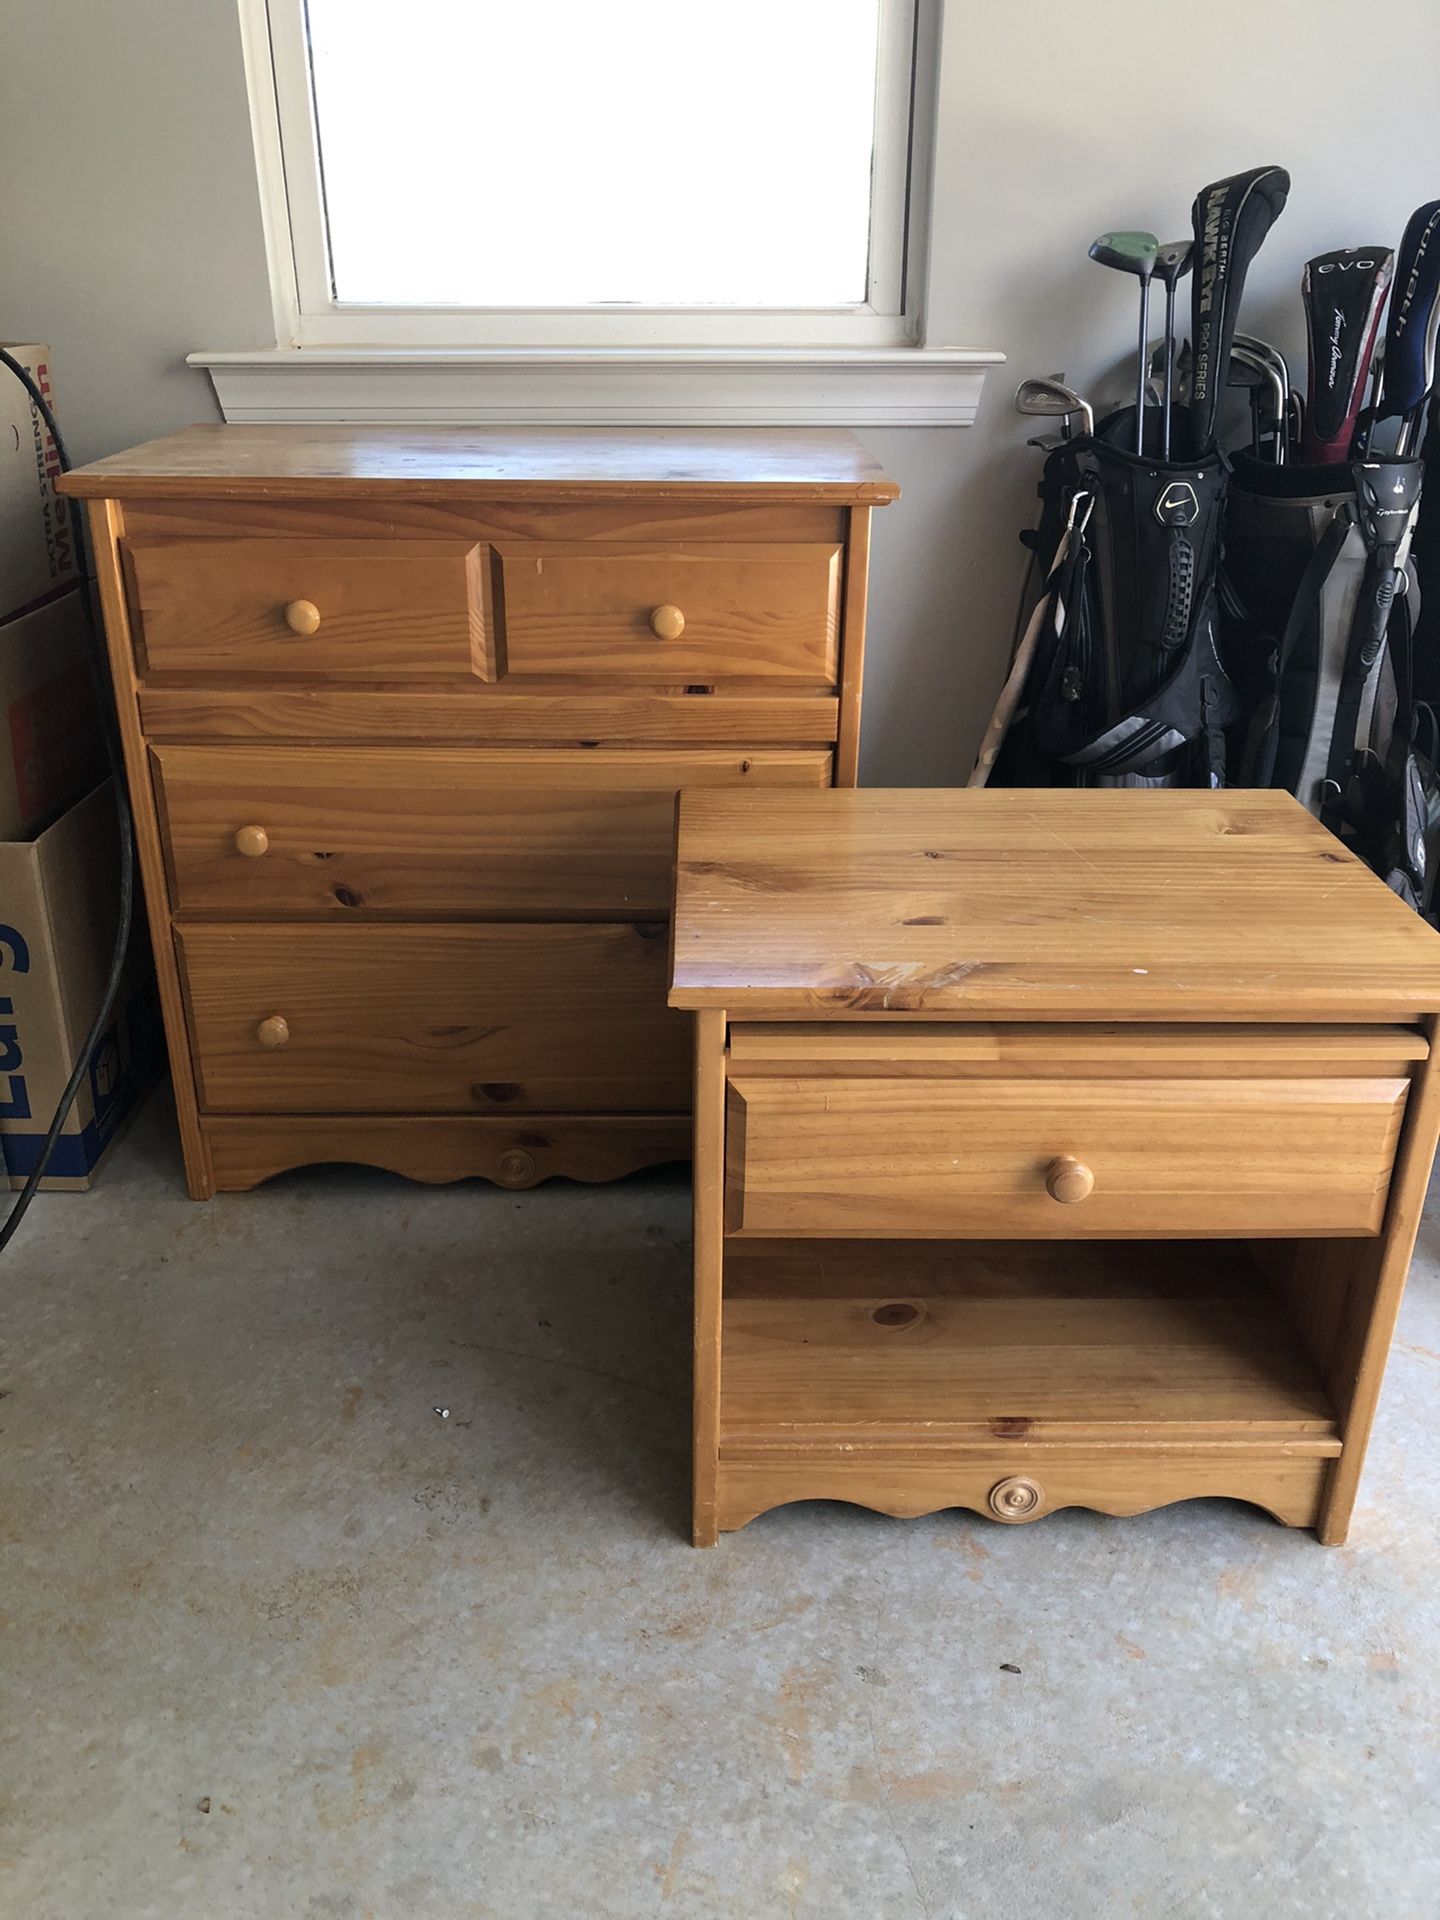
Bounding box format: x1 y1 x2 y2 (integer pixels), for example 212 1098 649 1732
724 1074 1410 1238
497 542 841 686
180 922 690 1114
154 744 831 918
125 536 495 679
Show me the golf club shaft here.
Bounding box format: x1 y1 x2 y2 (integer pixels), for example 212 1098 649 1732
1136 277 1151 455
1162 282 1176 459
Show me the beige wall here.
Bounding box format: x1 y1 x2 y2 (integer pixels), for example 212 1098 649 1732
5 0 1439 784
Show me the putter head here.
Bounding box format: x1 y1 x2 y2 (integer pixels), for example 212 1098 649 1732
1089 230 1159 279
1156 239 1195 286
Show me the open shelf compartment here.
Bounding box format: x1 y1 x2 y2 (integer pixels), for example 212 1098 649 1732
720 1239 1342 1455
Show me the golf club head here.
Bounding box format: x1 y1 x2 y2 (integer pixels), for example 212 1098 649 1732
1155 239 1195 288
1014 376 1095 436
1234 332 1291 397
1380 200 1440 423
1189 165 1291 447
1300 246 1393 462
1089 231 1159 280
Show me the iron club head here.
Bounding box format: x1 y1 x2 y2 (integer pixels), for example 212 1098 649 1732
1015 376 1095 437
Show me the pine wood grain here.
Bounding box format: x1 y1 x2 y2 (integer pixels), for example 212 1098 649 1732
721 1239 1339 1443
714 1453 1331 1535
179 921 689 1114
126 535 495 680
140 687 843 748
497 541 840 686
83 500 215 1199
204 1113 688 1192
57 424 900 503
670 788 1440 1019
154 744 830 918
724 1075 1407 1240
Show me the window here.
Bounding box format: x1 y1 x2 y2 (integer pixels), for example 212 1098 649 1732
249 0 936 348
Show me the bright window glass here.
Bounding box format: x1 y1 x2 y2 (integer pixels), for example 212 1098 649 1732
304 0 885 310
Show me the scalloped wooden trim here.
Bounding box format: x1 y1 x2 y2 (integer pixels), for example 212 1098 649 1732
714 1451 1331 1537
204 1113 689 1192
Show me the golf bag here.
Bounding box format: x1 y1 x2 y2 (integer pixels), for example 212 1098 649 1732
987 410 1243 787
1224 448 1440 913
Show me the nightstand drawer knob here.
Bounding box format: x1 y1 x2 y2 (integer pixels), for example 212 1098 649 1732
649 603 686 641
234 825 270 858
256 1014 290 1049
1045 1155 1094 1204
988 1475 1044 1522
283 598 322 636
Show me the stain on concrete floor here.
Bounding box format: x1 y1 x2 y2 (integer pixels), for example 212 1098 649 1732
1 1091 1438 1918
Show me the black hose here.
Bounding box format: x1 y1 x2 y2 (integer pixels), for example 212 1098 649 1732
0 348 137 1253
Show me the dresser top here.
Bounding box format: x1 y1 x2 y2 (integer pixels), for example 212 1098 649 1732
669 788 1440 1019
57 424 899 504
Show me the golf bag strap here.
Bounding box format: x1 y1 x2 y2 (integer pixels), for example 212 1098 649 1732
1321 538 1400 833
1249 508 1355 787
1060 688 1193 776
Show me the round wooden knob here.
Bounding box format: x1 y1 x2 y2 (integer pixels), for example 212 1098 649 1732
648 603 685 641
495 1148 537 1188
283 598 321 636
256 1015 290 1050
234 825 269 859
1045 1155 1094 1204
988 1475 1044 1523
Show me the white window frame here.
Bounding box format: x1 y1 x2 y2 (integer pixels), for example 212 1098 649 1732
242 0 940 351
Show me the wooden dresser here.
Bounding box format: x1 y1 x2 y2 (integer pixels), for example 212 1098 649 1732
671 787 1440 1547
60 427 896 1198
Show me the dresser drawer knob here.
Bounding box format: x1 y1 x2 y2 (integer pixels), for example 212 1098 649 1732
256 1015 290 1050
234 825 270 859
283 598 322 636
648 603 686 641
1045 1155 1094 1204
988 1475 1044 1522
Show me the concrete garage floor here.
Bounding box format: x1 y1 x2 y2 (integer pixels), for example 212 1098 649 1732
2 1093 1439 1920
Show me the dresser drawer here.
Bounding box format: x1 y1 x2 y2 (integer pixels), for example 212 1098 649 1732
125 537 495 679
497 542 841 686
153 744 830 918
180 922 689 1113
724 1073 1410 1238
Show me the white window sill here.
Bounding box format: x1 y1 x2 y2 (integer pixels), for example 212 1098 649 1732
188 346 1004 428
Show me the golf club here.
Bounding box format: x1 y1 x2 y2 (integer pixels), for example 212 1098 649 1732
1153 239 1194 460
1231 342 1288 463
1235 333 1293 457
1015 375 1095 438
1299 247 1393 463
1089 230 1159 454
1189 167 1291 448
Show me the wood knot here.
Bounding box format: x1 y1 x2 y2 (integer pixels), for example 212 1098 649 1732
871 1301 922 1329
332 886 363 908
473 1082 523 1104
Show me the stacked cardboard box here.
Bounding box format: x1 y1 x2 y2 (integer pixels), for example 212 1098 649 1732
0 347 160 1189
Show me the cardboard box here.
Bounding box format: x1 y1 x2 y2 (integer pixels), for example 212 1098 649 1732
0 344 79 620
0 590 104 839
0 781 162 1190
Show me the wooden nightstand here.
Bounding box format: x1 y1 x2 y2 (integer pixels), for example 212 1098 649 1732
669 788 1440 1547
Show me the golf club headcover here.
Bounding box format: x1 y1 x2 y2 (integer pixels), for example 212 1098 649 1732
1379 201 1440 421
1300 248 1393 462
1189 166 1291 449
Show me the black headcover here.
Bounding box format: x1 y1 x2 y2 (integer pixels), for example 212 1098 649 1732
1379 200 1440 422
1189 166 1291 448
1300 247 1392 461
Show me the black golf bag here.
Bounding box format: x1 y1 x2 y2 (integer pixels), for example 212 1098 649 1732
1224 448 1440 913
990 409 1244 787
